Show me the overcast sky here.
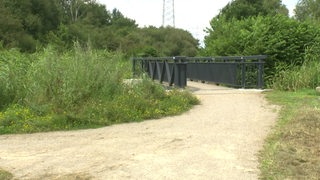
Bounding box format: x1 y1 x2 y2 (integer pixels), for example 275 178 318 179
97 0 299 44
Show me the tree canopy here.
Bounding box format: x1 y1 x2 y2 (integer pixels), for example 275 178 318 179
295 0 320 22
0 0 199 56
217 0 288 20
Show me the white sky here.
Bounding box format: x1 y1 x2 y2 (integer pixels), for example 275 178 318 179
98 0 299 45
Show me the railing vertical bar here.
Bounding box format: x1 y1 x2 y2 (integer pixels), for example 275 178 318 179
241 58 246 88
165 61 171 83
148 61 155 80
169 63 175 86
160 61 166 83
156 61 161 82
258 59 264 89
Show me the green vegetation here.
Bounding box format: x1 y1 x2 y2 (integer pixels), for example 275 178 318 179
272 42 320 91
295 0 320 22
0 46 199 134
260 90 320 179
0 0 200 135
0 0 198 56
0 168 13 180
217 0 288 20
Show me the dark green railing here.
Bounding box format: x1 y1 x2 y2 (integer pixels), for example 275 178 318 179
132 55 267 89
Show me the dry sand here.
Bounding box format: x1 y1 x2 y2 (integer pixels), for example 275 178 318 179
0 81 278 180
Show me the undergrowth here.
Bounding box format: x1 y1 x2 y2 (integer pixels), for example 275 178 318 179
0 45 199 134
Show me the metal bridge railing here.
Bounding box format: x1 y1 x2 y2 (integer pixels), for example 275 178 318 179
132 55 267 89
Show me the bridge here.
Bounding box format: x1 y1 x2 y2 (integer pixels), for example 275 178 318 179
132 55 267 89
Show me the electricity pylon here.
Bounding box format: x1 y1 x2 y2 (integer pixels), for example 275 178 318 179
162 0 175 27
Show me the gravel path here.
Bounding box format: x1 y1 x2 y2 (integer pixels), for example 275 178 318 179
0 82 278 180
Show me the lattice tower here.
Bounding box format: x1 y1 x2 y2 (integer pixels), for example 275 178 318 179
162 0 175 27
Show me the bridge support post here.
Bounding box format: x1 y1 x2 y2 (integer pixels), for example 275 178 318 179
174 63 187 88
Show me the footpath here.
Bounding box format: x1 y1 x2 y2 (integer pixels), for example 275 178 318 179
0 81 278 179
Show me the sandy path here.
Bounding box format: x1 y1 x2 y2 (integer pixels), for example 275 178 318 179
0 82 278 180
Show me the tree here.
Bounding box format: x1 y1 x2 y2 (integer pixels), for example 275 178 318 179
0 0 37 52
131 27 199 57
0 0 198 56
295 0 320 22
217 0 288 20
263 0 289 15
81 2 112 27
59 0 90 23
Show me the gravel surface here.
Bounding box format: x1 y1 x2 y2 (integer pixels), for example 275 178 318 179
0 81 278 180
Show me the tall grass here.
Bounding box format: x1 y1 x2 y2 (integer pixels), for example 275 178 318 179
0 49 33 109
0 45 199 134
272 43 320 91
25 44 127 111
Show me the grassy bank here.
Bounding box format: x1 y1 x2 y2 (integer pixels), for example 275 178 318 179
0 45 199 134
259 90 320 179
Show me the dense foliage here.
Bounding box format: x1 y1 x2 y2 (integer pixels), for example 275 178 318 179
203 0 320 87
130 27 199 57
0 0 198 56
217 0 288 20
0 46 199 134
295 0 320 22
